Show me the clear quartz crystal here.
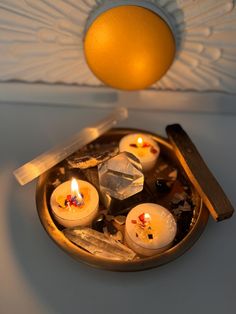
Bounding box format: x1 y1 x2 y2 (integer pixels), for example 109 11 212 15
63 227 136 261
98 152 144 200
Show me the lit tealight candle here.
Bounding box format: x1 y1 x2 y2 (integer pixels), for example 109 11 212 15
125 203 177 256
50 178 99 227
119 134 160 171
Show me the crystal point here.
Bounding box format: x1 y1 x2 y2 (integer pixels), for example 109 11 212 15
98 152 144 200
63 227 136 261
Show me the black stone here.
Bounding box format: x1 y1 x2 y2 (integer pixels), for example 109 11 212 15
92 214 106 233
186 197 195 210
106 221 118 235
155 179 171 193
174 211 193 242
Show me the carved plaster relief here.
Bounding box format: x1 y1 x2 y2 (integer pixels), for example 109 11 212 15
0 0 236 92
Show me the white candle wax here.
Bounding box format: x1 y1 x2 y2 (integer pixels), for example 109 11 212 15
50 179 99 228
119 133 160 172
125 203 177 256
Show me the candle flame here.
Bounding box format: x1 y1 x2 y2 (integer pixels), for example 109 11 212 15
137 137 143 147
71 178 83 203
144 213 151 221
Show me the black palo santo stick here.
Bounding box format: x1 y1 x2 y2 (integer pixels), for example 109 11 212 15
166 124 234 222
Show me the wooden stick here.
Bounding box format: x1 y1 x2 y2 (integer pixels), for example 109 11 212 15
166 124 234 221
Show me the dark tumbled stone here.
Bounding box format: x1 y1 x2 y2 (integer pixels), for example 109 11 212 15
106 221 118 235
155 179 171 193
175 211 193 242
92 214 106 233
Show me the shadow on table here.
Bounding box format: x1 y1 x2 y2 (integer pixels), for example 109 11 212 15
7 174 216 314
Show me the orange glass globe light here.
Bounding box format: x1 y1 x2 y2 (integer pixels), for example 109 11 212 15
84 5 176 90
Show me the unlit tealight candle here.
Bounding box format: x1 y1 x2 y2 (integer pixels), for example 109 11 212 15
125 203 177 256
119 133 160 171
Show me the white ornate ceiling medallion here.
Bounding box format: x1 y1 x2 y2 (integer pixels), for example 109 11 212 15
0 0 236 92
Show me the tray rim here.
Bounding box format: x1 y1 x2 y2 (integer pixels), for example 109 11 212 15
36 127 209 271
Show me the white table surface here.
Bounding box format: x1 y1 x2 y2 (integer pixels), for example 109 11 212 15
0 103 235 314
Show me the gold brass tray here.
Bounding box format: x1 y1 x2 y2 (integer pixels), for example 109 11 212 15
36 128 209 271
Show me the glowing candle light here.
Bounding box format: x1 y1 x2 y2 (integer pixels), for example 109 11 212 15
119 134 160 171
50 178 99 227
71 178 84 205
137 137 143 148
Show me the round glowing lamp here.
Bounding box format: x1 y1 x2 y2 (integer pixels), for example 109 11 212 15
84 5 176 90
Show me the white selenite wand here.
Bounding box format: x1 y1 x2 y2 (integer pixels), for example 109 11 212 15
13 107 128 186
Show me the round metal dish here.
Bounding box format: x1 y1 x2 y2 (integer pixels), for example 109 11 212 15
36 128 209 271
